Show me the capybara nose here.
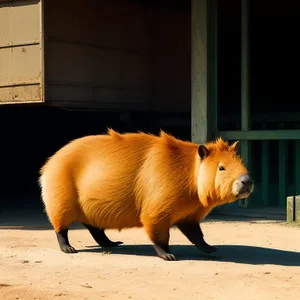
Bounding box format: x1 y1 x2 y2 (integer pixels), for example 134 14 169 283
237 174 254 193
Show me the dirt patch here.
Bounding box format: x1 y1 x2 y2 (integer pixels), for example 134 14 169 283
1 219 300 300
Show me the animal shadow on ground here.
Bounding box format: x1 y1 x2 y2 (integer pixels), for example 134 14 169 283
77 244 300 266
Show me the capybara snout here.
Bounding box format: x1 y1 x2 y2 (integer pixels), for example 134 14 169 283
39 129 254 261
233 174 254 198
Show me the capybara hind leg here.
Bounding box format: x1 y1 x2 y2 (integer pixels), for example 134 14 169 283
52 215 77 253
41 173 78 253
143 220 175 261
47 208 77 253
48 213 77 253
83 224 123 247
176 221 216 254
56 229 77 254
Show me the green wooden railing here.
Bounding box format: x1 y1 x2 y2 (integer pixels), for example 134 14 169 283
158 112 300 208
218 113 300 208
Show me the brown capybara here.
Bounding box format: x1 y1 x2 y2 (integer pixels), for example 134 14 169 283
39 129 254 261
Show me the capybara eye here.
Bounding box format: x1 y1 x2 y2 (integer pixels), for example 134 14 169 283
219 165 225 171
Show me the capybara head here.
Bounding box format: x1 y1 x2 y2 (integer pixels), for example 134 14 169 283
196 138 254 207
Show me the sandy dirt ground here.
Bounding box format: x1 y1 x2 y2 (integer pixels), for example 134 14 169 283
1 212 300 300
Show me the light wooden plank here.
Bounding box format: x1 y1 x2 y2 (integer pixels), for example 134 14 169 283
286 196 295 222
296 196 300 222
191 0 209 143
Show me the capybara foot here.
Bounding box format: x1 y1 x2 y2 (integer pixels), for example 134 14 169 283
153 243 176 261
160 253 176 261
176 222 217 255
83 223 123 248
56 229 77 254
61 244 77 254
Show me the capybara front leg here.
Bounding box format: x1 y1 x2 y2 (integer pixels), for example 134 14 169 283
152 241 176 261
176 221 217 254
143 221 176 261
83 224 123 247
56 229 77 254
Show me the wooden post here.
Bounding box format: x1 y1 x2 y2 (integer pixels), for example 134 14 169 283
294 124 300 195
278 123 287 208
296 196 300 222
191 0 208 144
208 0 219 137
286 195 300 222
191 0 218 144
261 123 270 206
295 141 300 194
287 196 295 222
239 0 251 208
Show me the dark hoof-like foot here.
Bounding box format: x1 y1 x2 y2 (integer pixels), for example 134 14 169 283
153 243 176 261
56 230 77 254
100 241 123 248
83 224 123 248
61 245 77 254
159 253 176 261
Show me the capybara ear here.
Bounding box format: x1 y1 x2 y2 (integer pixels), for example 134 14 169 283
231 140 240 152
198 145 209 159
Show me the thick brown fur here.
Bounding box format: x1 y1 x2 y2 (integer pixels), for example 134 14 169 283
39 129 252 259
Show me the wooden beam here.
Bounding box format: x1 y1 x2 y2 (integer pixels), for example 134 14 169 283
207 0 219 137
296 196 300 222
221 112 300 124
218 129 300 140
191 0 208 144
191 0 218 143
241 0 250 132
295 141 300 195
239 0 250 208
286 195 300 222
278 140 288 208
287 196 295 222
294 123 300 196
261 124 270 206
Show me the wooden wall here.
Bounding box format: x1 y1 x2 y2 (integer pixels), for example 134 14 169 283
44 0 190 112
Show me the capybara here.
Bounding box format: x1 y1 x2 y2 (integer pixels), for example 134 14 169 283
39 129 254 261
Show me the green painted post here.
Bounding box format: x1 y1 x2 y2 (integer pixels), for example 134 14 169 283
219 129 300 140
294 124 300 195
261 123 270 206
239 0 250 208
295 141 300 194
278 123 288 208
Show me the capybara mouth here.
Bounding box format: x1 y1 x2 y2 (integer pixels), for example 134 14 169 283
235 189 251 199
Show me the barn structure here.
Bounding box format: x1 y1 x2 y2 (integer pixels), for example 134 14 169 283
0 0 299 213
